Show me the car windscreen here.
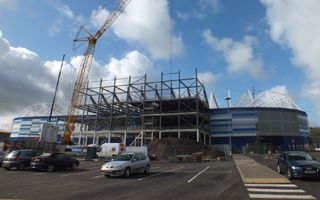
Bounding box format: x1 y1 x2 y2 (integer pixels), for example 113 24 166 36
112 154 133 161
39 153 52 157
287 152 313 161
7 151 19 158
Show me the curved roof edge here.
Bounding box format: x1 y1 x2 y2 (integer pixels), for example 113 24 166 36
237 89 301 110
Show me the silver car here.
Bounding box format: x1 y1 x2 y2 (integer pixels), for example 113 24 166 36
101 153 150 177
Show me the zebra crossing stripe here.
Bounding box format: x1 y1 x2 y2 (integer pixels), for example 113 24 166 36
245 183 297 187
247 188 305 193
248 193 316 199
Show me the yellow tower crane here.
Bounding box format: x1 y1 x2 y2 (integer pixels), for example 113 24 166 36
62 0 131 144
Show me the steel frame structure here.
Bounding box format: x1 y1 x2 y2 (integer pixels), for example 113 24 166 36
75 69 210 146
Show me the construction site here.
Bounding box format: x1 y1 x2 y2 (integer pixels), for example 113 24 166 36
74 69 210 146
5 0 311 158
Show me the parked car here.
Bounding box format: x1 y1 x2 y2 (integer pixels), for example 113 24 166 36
277 151 320 179
31 153 79 172
0 151 8 167
2 150 42 170
101 152 150 177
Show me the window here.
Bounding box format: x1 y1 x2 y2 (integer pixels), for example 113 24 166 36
56 154 66 159
21 151 36 158
139 154 147 160
132 155 139 162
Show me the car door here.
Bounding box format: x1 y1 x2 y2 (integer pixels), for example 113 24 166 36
63 154 73 168
21 151 34 166
54 153 66 168
131 155 140 173
138 154 148 171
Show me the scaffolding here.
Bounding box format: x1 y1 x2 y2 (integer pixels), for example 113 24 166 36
75 69 210 146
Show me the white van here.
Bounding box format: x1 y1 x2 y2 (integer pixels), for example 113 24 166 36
96 143 126 159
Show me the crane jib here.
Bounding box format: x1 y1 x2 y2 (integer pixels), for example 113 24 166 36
62 0 131 144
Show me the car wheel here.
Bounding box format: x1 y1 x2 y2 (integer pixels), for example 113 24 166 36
144 165 150 174
71 162 78 170
18 163 25 171
287 168 293 180
4 167 10 170
277 164 282 174
124 167 131 178
47 164 54 172
104 174 110 178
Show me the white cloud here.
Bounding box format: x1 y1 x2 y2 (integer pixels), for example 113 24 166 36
198 71 220 85
47 2 83 37
48 19 62 36
0 33 57 119
69 50 157 83
202 29 265 78
261 0 320 116
90 0 184 60
177 0 220 21
267 85 289 95
103 50 157 80
90 6 110 28
199 0 220 14
0 0 17 10
56 4 74 19
0 28 158 130
176 11 205 21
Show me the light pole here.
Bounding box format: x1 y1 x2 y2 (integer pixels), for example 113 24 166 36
225 92 232 156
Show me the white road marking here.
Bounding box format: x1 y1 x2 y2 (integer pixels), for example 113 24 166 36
60 171 98 177
245 183 297 188
92 175 104 179
187 166 210 183
167 170 231 174
247 188 305 193
248 194 316 199
32 172 47 175
137 165 185 181
81 166 102 170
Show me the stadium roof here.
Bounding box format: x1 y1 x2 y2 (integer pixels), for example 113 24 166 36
237 89 300 110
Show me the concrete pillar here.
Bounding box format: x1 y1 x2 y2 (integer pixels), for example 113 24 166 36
124 131 127 146
197 130 200 142
108 131 111 143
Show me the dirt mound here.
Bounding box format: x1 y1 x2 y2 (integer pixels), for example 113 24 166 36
148 138 224 161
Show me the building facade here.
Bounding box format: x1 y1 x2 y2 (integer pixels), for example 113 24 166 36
210 107 310 152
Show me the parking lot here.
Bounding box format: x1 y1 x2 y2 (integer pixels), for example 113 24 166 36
0 159 248 200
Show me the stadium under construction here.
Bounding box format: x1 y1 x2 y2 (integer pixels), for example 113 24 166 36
10 70 312 152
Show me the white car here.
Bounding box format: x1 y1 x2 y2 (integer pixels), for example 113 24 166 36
101 153 150 177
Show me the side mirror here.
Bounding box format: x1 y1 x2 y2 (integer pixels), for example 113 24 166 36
312 157 317 161
132 158 137 162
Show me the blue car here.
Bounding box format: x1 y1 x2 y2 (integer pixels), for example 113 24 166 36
277 151 320 179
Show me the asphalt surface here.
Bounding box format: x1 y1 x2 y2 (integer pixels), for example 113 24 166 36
0 159 248 200
251 152 320 199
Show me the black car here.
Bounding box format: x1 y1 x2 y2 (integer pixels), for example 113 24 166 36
2 150 42 170
277 151 320 179
31 153 79 172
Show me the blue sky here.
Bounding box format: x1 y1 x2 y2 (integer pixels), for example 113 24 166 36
0 0 320 130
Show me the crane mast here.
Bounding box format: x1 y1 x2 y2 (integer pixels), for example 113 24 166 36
62 0 131 144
